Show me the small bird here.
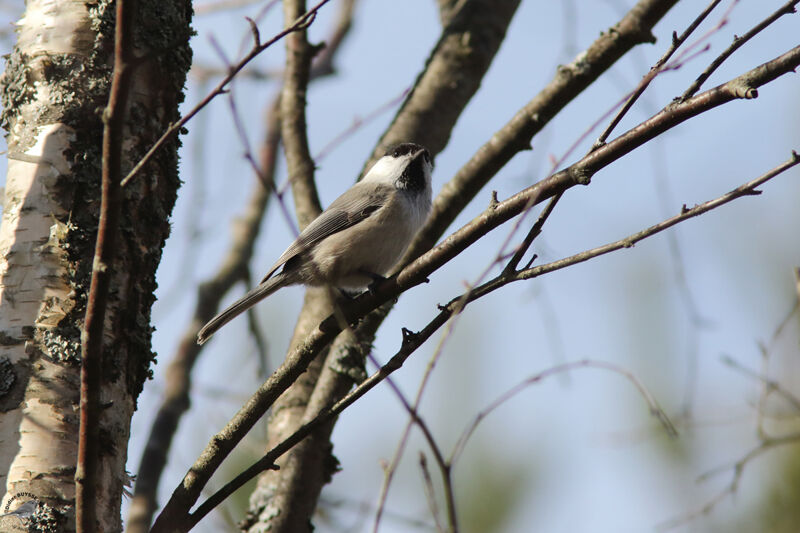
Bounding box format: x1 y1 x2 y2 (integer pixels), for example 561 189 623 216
197 142 433 345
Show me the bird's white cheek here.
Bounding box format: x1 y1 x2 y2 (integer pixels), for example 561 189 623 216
362 156 405 185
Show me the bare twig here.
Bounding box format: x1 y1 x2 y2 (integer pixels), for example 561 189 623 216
372 322 463 533
314 87 410 161
680 0 800 100
450 359 678 466
720 273 800 435
721 354 800 414
658 432 800 530
419 453 446 533
120 0 332 188
372 387 423 532
593 0 724 148
76 1 135 530
374 191 548 532
377 372 458 533
502 191 561 275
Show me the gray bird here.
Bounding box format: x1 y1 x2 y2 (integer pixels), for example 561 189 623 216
197 143 433 345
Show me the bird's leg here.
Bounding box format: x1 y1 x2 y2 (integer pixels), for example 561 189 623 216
359 269 388 295
337 288 358 300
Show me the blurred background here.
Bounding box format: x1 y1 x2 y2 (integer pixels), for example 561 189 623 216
3 1 800 531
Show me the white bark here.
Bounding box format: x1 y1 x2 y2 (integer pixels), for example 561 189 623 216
0 123 77 502
0 0 96 526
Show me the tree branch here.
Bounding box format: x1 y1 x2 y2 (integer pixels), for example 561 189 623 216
397 44 800 293
281 0 321 225
248 0 521 529
241 2 357 532
461 151 800 309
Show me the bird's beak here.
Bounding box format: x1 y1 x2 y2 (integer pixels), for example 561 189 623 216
412 148 430 166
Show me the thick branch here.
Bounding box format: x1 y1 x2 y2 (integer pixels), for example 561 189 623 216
362 0 522 173
241 2 357 532
282 0 321 225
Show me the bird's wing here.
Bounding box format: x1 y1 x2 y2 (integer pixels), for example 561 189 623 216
260 183 392 283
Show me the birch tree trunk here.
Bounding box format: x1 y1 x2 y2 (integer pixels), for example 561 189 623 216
0 1 191 530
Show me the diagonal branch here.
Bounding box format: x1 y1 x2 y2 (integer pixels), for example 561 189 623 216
268 2 678 525
461 151 800 307
248 1 521 530
238 1 332 532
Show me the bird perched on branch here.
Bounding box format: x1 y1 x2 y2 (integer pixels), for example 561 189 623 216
197 142 433 344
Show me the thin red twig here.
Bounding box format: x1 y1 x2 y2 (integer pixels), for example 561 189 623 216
76 0 136 530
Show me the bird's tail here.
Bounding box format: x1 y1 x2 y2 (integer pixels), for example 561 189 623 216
196 275 289 345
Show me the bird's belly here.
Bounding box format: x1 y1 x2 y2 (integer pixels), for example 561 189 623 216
309 219 415 289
